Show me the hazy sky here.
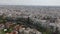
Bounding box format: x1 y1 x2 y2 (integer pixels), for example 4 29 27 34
0 0 60 6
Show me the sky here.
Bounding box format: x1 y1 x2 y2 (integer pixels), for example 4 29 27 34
0 0 60 6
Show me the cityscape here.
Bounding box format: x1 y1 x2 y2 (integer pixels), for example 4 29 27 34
0 5 60 34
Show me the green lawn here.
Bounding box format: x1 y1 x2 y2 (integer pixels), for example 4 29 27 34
0 30 5 34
